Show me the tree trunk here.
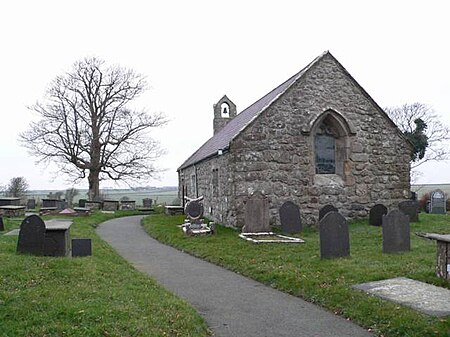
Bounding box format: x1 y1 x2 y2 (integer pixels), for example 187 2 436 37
88 170 100 201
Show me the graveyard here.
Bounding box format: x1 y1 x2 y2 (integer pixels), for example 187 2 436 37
0 210 210 337
142 212 450 337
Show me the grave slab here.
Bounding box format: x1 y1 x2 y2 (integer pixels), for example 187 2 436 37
353 277 450 317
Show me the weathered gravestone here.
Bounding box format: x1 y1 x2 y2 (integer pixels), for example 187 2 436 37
0 216 4 231
78 199 87 208
242 192 270 233
369 204 388 227
319 204 338 221
143 198 153 208
382 209 410 253
103 200 119 211
430 189 446 214
319 211 350 259
279 201 302 234
72 238 92 257
27 199 36 210
398 200 419 222
17 215 46 255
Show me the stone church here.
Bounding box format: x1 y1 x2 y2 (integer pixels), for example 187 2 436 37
178 51 412 227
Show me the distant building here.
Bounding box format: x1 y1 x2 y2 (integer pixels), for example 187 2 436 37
178 51 412 227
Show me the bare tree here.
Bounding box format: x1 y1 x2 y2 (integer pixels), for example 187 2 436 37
20 57 166 200
7 177 29 198
65 187 79 207
385 103 450 169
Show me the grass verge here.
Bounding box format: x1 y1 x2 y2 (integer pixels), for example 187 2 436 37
0 212 210 337
142 213 450 337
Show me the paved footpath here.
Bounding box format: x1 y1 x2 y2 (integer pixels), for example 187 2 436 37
97 216 372 337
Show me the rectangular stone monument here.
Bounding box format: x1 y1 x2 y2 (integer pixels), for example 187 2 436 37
120 200 136 210
44 220 72 257
85 201 102 210
72 238 92 257
103 200 119 211
369 204 388 227
42 199 59 208
382 209 410 253
430 190 446 214
242 192 270 233
279 201 302 234
17 215 46 255
143 198 153 208
27 199 36 210
398 200 419 222
319 211 350 259
0 197 20 206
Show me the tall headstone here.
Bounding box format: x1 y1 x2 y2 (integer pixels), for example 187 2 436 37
430 189 446 214
242 192 270 233
398 200 419 222
279 201 302 234
369 204 388 227
319 204 338 221
382 209 410 253
17 215 46 255
319 211 350 259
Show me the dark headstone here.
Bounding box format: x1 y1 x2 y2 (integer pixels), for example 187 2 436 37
430 189 446 214
243 192 270 233
44 220 72 257
398 200 419 222
17 215 46 255
319 211 350 259
369 204 388 227
382 209 410 253
279 201 302 234
72 238 92 257
0 216 4 231
319 204 338 221
143 198 153 208
42 199 58 208
0 198 20 206
27 199 36 210
185 200 204 220
78 199 87 207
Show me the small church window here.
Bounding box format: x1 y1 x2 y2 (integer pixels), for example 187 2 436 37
212 168 219 197
221 102 230 118
315 122 337 174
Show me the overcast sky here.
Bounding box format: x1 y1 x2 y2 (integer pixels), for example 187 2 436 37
1 0 449 190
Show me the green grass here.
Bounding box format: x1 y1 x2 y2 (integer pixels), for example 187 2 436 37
143 213 450 337
0 212 210 337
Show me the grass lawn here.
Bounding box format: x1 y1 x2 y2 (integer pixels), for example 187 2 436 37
142 213 450 337
0 211 210 337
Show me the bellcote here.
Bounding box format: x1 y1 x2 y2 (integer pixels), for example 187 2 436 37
213 95 237 135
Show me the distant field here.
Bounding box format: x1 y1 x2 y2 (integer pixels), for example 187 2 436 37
25 188 179 206
412 184 450 199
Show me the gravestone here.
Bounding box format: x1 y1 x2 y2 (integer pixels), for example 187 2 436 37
369 204 388 226
143 198 153 208
319 211 350 259
185 200 204 220
27 199 36 210
85 201 102 210
279 201 302 234
78 199 87 207
17 215 46 255
242 192 270 233
398 200 419 222
103 200 119 211
430 189 446 214
72 238 92 257
42 199 58 208
319 204 338 221
120 200 136 210
0 216 4 231
382 209 410 253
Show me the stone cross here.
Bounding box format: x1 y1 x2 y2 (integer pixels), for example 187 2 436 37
279 201 302 234
243 192 270 233
319 211 350 259
369 204 388 226
382 209 410 253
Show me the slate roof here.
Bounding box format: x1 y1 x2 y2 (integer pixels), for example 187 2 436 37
178 52 328 171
